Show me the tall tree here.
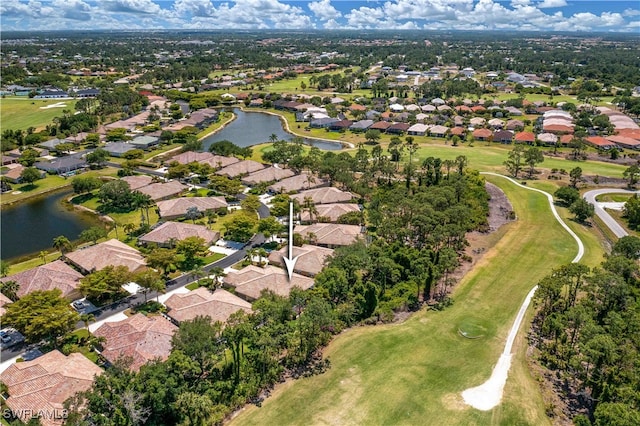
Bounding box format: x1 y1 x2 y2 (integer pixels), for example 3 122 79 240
504 145 525 178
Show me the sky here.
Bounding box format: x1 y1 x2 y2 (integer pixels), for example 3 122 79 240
1 0 639 33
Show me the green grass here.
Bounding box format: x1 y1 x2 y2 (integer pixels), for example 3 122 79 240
595 194 632 203
231 175 592 426
1 96 78 131
185 281 200 290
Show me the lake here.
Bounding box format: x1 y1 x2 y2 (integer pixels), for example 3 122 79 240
1 188 101 261
202 108 343 151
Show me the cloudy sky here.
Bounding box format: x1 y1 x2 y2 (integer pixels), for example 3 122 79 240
1 0 639 32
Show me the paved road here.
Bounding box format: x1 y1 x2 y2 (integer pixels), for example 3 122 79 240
583 188 640 238
1 190 271 362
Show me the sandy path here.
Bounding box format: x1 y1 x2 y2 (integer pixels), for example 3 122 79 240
461 173 584 410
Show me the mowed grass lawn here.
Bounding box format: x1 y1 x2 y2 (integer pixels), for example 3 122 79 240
1 96 77 131
231 174 585 426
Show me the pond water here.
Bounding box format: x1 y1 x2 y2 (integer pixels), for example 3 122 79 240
1 188 101 262
202 108 343 151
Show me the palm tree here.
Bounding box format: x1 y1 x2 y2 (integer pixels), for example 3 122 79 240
0 280 19 301
302 196 317 223
53 235 72 256
133 191 154 224
304 174 316 190
256 248 268 267
269 133 279 143
79 314 95 337
245 247 257 266
190 264 207 287
123 223 136 237
207 267 226 290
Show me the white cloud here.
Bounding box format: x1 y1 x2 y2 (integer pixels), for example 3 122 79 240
308 0 341 21
537 0 567 9
623 8 640 17
103 0 162 15
173 0 215 17
52 0 92 21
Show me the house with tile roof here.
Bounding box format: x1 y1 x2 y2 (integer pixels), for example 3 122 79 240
429 125 449 138
290 187 353 205
65 239 146 274
586 136 619 150
164 287 253 324
139 222 219 247
156 197 228 220
301 203 361 223
607 135 640 150
0 260 83 300
407 123 429 136
268 244 334 277
241 166 295 186
223 265 314 301
199 155 240 170
267 172 329 194
514 131 536 145
294 223 363 248
0 293 12 316
472 128 493 141
493 130 514 144
136 180 187 201
93 314 177 371
121 175 154 191
170 151 215 165
215 160 265 178
0 350 102 426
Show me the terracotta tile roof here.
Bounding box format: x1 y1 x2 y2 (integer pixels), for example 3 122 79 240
449 127 465 136
349 104 367 111
0 292 12 316
224 265 314 301
290 187 353 205
0 350 102 426
294 223 363 247
586 136 618 148
268 244 334 276
65 239 146 274
215 160 265 178
121 175 154 190
514 131 536 143
241 166 295 185
559 134 574 145
93 314 177 371
267 172 328 193
139 222 219 246
165 287 252 324
170 151 215 165
136 180 187 201
300 203 360 222
156 197 228 219
0 260 83 300
471 105 486 113
472 128 493 139
199 155 240 170
607 135 640 148
369 121 392 130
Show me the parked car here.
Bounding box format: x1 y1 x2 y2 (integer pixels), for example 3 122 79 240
0 330 11 343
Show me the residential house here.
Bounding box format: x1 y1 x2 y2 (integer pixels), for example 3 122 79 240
136 180 187 201
429 125 449 138
471 105 486 114
300 203 360 223
514 131 536 145
329 120 353 132
538 133 559 145
493 130 514 144
369 121 392 132
268 244 334 277
34 154 87 174
104 142 137 158
470 117 486 127
156 197 228 220
488 118 505 129
223 265 314 301
241 166 295 186
0 293 12 316
586 136 619 150
0 350 102 426
121 175 154 191
349 120 374 132
170 151 215 165
407 123 428 136
1 164 26 184
38 138 67 151
93 314 177 371
449 127 465 137
472 128 493 141
290 187 353 205
607 135 640 150
386 122 410 134
164 287 253 324
199 155 240 170
130 135 159 150
310 117 339 129
215 160 265 178
0 260 83 300
267 172 328 194
294 223 363 248
65 239 147 274
139 222 220 247
506 119 524 131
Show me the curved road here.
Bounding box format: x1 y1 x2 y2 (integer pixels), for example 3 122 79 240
583 188 640 238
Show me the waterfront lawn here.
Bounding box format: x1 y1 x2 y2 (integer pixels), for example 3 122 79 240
1 97 78 132
230 175 590 426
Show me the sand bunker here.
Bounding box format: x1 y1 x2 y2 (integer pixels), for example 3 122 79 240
39 102 67 109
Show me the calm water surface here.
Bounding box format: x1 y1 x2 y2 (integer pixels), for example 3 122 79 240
202 108 342 151
1 188 100 261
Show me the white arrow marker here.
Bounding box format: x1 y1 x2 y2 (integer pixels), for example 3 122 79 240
283 201 299 281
